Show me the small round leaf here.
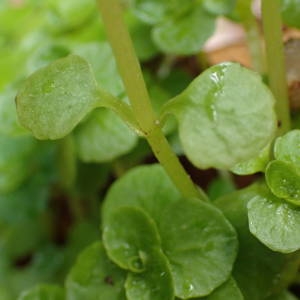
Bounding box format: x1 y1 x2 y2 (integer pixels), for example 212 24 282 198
103 207 161 272
16 55 99 140
162 62 276 169
248 185 300 253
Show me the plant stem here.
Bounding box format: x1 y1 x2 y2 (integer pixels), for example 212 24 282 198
58 136 83 221
262 0 291 134
97 0 207 201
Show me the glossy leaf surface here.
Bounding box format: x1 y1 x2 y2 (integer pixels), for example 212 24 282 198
74 109 137 163
16 55 99 139
248 184 300 253
274 129 300 167
125 248 174 300
103 207 161 272
66 242 126 300
162 63 276 169
265 160 300 205
159 198 238 298
17 284 64 300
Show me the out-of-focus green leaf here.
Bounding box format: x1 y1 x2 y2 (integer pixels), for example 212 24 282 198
202 0 236 15
152 5 215 55
66 242 126 300
0 135 37 193
281 0 300 29
74 109 137 163
17 284 64 300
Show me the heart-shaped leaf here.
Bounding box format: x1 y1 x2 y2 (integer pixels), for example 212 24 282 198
16 55 99 140
162 62 276 169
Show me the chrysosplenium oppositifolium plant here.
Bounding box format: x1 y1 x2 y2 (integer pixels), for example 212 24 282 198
2 0 300 299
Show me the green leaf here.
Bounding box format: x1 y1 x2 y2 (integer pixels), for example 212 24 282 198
132 0 174 25
125 248 174 300
0 135 37 193
66 242 126 300
231 144 271 175
274 129 300 167
202 277 244 300
125 12 159 61
202 0 236 15
26 44 70 74
72 42 124 97
159 198 238 298
46 0 96 32
103 206 161 272
248 184 300 253
16 55 99 140
74 109 137 163
215 185 300 300
162 62 276 169
266 290 298 300
102 164 181 225
152 5 216 55
17 284 64 300
281 0 300 29
265 160 300 205
0 87 28 136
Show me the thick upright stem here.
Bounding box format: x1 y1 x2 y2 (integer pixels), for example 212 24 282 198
97 0 207 200
262 0 291 134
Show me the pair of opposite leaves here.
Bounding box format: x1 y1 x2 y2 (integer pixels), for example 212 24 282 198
16 54 276 171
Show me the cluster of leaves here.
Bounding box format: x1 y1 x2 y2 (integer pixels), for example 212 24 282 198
2 0 300 299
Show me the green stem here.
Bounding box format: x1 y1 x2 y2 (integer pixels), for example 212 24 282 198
97 0 207 201
58 135 83 221
262 0 291 134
